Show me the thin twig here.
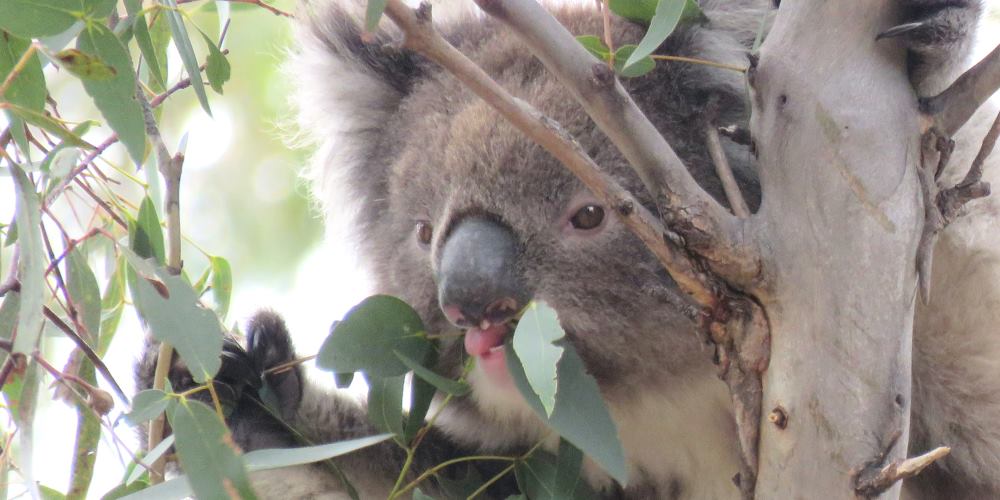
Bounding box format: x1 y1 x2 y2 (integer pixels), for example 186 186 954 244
0 44 37 99
42 306 129 403
921 42 1000 136
705 123 751 218
650 54 747 73
856 447 951 497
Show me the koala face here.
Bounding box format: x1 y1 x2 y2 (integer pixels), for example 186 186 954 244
292 0 761 418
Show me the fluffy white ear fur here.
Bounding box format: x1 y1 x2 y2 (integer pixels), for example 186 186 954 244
285 4 408 234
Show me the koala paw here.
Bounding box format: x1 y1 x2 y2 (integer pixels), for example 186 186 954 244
878 0 981 56
245 310 303 420
134 310 301 418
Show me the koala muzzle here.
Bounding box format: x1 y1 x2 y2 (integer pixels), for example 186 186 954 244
437 216 528 329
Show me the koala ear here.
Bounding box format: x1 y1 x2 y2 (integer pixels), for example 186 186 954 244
288 1 424 232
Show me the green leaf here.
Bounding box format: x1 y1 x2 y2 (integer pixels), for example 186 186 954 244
0 290 18 367
576 35 610 61
364 0 388 32
512 302 564 417
318 295 431 378
4 103 92 150
614 45 655 78
403 368 435 442
66 247 102 340
210 256 232 319
0 0 79 38
97 254 126 357
123 0 165 89
125 434 174 485
513 451 599 500
55 48 116 80
394 350 470 396
366 374 405 439
608 0 658 23
334 371 354 389
17 360 41 499
242 434 393 470
100 480 150 500
622 0 685 71
39 484 66 500
122 247 224 383
554 438 584 498
161 0 212 115
83 0 116 19
147 9 171 94
77 25 146 165
130 195 165 265
201 33 230 94
1 31 47 158
123 389 170 426
413 489 435 500
167 400 257 500
120 435 391 500
9 164 44 355
507 340 627 485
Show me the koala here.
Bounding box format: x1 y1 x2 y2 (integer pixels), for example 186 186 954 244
139 0 1000 498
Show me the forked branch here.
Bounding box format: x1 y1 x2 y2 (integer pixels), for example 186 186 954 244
473 0 761 285
915 110 1000 302
922 42 1000 136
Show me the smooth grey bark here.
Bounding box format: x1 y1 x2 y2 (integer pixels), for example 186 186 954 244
751 1 920 498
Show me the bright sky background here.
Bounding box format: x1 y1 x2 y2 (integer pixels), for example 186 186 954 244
0 1 998 497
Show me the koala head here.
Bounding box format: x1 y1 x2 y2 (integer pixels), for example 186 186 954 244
290 2 761 407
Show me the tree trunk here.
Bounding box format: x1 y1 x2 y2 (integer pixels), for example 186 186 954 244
753 2 921 498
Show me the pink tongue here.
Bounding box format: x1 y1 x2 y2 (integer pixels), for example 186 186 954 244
464 324 508 356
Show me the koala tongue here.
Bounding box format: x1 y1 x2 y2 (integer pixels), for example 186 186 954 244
464 323 509 357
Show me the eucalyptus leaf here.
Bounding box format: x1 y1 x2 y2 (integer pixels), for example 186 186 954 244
124 0 165 89
122 247 223 383
394 350 470 396
55 48 117 80
202 33 230 94
161 0 212 115
167 400 257 500
123 389 170 426
77 25 146 164
66 247 102 340
404 370 435 442
614 45 656 78
366 374 405 439
210 256 232 319
507 340 627 485
318 295 430 378
575 35 610 61
9 164 44 354
0 0 79 38
622 0 685 71
512 301 565 416
365 0 388 32
0 31 46 157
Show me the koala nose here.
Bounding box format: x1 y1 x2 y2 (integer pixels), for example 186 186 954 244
437 216 529 328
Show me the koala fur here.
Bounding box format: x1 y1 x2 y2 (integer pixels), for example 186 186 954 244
140 0 1000 498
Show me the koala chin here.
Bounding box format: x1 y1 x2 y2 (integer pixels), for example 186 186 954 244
140 0 1000 498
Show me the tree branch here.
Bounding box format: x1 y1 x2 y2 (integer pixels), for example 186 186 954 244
472 0 761 285
922 42 1000 136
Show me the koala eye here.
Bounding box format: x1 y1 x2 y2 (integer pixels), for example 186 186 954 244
415 221 433 247
569 204 605 230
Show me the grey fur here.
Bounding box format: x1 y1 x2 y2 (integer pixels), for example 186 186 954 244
141 0 1000 497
